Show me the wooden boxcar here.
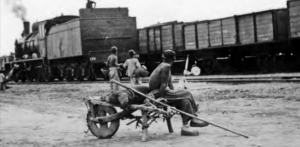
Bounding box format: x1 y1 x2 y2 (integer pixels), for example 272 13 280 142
140 9 290 74
288 0 300 38
138 21 184 54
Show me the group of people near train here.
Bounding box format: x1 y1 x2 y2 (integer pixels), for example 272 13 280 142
106 46 209 136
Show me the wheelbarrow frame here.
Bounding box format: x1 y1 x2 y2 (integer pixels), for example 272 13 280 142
84 96 173 141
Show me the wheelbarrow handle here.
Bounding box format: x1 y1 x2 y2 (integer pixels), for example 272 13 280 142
110 79 249 139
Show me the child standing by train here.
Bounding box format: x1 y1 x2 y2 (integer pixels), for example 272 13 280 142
123 50 142 85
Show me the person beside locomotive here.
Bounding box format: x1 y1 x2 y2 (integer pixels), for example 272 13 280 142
123 50 143 86
86 0 96 9
148 49 209 136
107 46 123 92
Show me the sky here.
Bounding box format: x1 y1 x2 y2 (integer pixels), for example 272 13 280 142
0 0 288 56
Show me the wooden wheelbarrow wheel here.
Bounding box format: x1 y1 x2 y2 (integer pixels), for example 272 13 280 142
87 105 120 139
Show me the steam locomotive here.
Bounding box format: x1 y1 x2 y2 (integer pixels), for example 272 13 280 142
5 8 137 82
2 0 300 82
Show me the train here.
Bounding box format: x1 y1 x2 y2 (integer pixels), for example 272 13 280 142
1 0 300 82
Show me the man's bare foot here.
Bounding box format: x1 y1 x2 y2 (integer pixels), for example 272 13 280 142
190 119 209 127
181 125 199 136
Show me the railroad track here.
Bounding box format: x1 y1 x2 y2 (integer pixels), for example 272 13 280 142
7 73 300 85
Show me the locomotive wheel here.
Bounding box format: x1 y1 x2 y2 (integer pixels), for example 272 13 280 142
202 58 216 74
87 105 120 139
36 68 45 82
57 69 64 81
42 65 53 82
65 68 74 82
74 65 84 81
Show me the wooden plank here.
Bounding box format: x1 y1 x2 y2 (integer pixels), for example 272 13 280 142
162 25 173 50
154 28 161 51
197 22 209 48
149 29 155 51
255 12 274 42
238 15 255 44
290 16 300 23
289 0 300 7
222 18 235 25
174 23 183 50
289 6 300 17
209 20 222 46
222 18 236 45
139 29 148 53
291 25 300 32
47 21 83 59
256 12 272 20
291 31 300 37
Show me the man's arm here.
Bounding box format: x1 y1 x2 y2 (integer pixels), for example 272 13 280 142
159 65 171 97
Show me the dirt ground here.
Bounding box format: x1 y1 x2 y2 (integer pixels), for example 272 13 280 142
1 81 300 147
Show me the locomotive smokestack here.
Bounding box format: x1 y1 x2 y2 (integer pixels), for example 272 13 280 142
23 21 30 37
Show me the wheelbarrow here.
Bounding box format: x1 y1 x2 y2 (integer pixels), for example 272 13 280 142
83 94 172 141
83 80 249 142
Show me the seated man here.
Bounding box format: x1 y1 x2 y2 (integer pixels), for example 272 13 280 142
148 50 209 136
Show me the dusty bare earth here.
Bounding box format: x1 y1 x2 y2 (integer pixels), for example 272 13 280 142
1 81 300 147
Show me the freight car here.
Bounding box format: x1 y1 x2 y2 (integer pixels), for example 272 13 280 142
5 8 137 82
138 8 298 74
288 0 300 56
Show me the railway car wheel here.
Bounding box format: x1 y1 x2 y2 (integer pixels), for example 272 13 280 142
86 67 96 81
202 58 216 74
87 105 120 139
258 55 274 73
42 65 53 82
57 69 64 81
65 66 74 82
66 70 74 81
